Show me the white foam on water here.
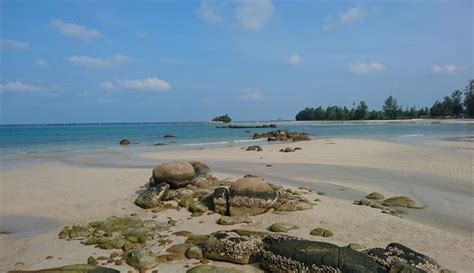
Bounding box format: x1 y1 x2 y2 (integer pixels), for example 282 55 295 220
398 134 424 137
232 138 265 143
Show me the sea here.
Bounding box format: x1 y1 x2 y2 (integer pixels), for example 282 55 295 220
0 120 473 168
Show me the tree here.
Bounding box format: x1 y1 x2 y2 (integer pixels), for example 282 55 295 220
383 95 400 119
464 80 474 117
295 107 315 121
451 90 464 116
353 101 368 120
212 114 232 123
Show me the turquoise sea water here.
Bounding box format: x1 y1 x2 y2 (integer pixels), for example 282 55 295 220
0 121 473 166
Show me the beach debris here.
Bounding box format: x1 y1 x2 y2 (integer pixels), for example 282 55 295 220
58 216 169 251
228 176 278 216
217 216 253 226
253 130 310 142
245 145 263 151
186 265 244 273
203 230 263 264
135 183 170 209
119 139 130 145
269 223 298 233
366 192 385 200
382 196 425 209
8 264 120 273
126 246 160 273
310 227 334 237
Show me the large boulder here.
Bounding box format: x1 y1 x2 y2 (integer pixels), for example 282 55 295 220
134 182 170 209
8 264 119 273
228 176 278 216
150 161 197 189
189 161 211 176
260 239 384 273
203 230 263 264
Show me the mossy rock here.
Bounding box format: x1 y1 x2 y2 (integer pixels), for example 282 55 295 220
8 264 120 273
366 192 385 200
185 245 204 259
217 216 253 226
269 223 298 233
382 196 425 209
310 227 333 237
186 234 210 245
125 247 159 273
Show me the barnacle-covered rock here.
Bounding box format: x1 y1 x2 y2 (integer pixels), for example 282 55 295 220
134 182 170 209
260 239 384 273
228 176 277 216
212 187 229 214
186 265 244 273
203 230 263 264
365 243 450 272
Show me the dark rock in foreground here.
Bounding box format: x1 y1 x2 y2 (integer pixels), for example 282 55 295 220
8 264 119 273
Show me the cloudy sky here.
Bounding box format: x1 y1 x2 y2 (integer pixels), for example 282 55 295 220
1 0 472 124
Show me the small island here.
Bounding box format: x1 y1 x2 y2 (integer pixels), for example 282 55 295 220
211 114 232 123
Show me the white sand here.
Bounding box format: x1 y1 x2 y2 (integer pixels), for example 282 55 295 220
1 138 473 272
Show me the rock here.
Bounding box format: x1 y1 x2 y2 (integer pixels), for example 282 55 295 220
163 134 176 138
186 265 244 273
389 263 425 273
8 264 120 273
294 147 302 151
246 145 262 151
189 161 211 176
151 161 197 189
179 195 195 208
126 246 159 273
212 187 228 214
203 230 263 264
154 143 167 146
310 227 333 237
134 183 170 209
279 147 295 153
356 199 400 216
366 192 385 200
189 202 209 213
87 256 98 265
382 196 425 209
253 130 310 142
348 243 366 250
269 223 298 233
261 239 384 273
365 243 449 272
275 200 312 212
217 216 253 225
119 139 130 145
186 245 204 259
228 176 277 216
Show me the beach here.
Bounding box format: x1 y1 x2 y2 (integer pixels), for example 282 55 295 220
0 136 473 272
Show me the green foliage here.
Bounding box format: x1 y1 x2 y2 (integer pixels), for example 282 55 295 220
383 96 402 119
354 101 368 120
464 80 474 117
212 114 232 123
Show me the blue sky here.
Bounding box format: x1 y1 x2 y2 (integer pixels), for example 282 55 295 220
0 0 472 124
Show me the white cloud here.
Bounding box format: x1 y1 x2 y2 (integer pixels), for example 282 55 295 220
324 7 366 31
99 77 171 92
35 58 48 68
0 39 29 49
432 64 457 74
286 54 302 65
197 0 275 31
136 31 150 39
348 62 385 75
0 81 61 93
235 0 275 31
236 88 264 101
67 54 130 69
50 19 102 41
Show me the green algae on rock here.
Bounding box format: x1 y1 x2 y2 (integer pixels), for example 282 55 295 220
382 196 425 209
125 246 160 273
310 227 334 237
269 223 298 233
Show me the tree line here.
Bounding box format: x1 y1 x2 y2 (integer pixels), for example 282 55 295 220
295 80 474 121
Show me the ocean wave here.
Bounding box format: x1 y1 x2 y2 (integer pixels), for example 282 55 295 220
182 141 229 146
398 134 424 137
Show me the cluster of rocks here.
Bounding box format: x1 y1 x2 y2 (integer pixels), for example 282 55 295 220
279 146 302 153
217 124 277 129
252 130 311 142
135 161 314 217
198 230 451 273
355 192 425 216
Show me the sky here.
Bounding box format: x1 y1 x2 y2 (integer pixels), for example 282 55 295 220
0 0 472 124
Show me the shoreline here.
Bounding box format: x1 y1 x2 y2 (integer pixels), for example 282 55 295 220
1 137 473 272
